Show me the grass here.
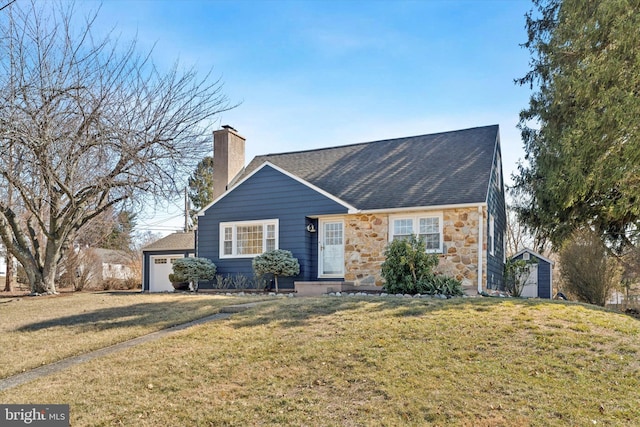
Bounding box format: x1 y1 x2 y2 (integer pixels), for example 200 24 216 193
0 291 271 379
1 295 639 426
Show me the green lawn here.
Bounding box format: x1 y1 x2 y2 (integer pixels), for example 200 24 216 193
1 295 639 426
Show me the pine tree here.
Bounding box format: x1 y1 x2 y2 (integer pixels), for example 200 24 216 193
514 0 640 253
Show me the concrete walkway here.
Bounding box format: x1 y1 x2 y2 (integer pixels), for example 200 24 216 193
0 301 267 392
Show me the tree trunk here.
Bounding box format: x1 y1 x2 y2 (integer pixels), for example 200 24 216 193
3 256 11 292
25 258 58 294
274 275 279 293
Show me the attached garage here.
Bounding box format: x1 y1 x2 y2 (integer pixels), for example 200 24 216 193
142 232 195 292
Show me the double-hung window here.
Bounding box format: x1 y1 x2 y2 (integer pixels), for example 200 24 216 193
390 214 443 253
220 219 278 258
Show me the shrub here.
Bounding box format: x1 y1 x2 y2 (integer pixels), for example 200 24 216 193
381 235 438 294
214 273 267 290
417 275 464 297
252 249 300 292
170 257 216 292
559 229 619 306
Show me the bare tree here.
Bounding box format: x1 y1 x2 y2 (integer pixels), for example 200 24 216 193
0 2 233 293
559 229 620 307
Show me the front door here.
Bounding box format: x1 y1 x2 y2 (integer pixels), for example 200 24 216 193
319 220 344 277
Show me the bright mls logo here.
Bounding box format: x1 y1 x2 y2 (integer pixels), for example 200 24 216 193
0 405 69 426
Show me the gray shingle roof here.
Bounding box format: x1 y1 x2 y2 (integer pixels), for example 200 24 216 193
142 231 194 252
235 125 499 211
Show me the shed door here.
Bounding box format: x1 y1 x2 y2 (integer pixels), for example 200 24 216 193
520 264 539 298
149 255 183 292
319 220 344 277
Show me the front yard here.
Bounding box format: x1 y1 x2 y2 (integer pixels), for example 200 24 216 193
0 291 271 379
1 293 639 426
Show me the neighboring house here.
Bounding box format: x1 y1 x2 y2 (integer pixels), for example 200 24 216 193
0 244 6 277
510 249 554 299
0 243 16 280
142 231 195 292
93 248 134 281
194 124 506 295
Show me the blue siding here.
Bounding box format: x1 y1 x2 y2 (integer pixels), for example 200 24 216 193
197 165 348 289
486 141 507 290
537 260 552 299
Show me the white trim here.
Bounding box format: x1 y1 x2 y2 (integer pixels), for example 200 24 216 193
219 219 279 259
198 162 357 215
511 248 554 265
388 212 444 254
477 205 483 293
361 202 485 215
318 218 345 278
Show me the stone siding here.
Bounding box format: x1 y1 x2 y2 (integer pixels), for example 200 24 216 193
436 207 486 295
342 208 488 294
344 214 388 287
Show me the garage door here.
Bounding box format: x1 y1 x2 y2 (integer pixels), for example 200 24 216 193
149 255 184 292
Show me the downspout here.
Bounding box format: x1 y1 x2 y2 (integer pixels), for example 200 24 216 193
477 205 484 294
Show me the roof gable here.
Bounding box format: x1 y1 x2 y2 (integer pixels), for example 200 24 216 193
511 248 554 265
143 231 194 252
199 162 357 215
234 125 500 211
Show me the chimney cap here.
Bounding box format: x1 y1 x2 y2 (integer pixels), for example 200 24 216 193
221 124 237 132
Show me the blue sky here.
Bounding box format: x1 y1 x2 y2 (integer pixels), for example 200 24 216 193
80 0 534 235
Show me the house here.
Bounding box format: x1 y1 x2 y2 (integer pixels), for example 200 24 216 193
142 231 195 292
92 248 135 282
194 124 506 295
510 249 554 299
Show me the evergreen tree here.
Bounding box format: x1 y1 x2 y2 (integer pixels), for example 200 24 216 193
514 0 640 253
188 156 215 221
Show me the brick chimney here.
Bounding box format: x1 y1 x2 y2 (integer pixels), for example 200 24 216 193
212 125 245 200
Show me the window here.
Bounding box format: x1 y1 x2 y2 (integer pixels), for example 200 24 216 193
495 153 502 192
390 214 443 253
154 258 167 264
220 219 279 258
489 214 495 256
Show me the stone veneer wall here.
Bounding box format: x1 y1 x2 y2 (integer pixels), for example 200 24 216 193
436 207 487 295
344 214 388 287
343 208 488 294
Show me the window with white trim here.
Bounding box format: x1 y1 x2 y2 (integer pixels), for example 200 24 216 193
390 214 443 253
220 219 278 258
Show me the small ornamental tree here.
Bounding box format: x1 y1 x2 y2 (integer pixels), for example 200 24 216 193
381 235 438 294
504 258 537 297
252 249 300 292
169 257 216 292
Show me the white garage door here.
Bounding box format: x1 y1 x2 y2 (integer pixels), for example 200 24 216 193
149 255 184 292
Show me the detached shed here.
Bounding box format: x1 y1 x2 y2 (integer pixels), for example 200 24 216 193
142 232 195 292
511 249 554 299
